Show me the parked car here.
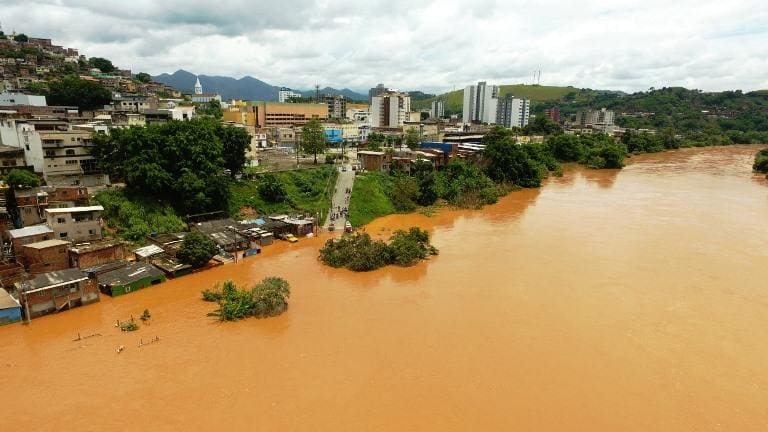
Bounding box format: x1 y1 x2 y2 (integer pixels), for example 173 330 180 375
345 221 353 233
278 233 299 243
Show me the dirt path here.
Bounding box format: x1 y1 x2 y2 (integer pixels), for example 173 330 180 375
324 163 355 230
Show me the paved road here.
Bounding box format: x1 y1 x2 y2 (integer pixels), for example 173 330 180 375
324 163 355 231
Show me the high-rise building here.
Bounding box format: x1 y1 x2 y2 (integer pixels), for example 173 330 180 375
462 81 499 124
368 83 388 104
544 107 561 123
321 94 347 119
575 108 614 127
496 94 531 128
430 100 444 118
370 91 411 127
278 87 302 103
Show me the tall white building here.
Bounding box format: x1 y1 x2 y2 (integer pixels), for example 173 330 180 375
462 81 499 124
278 87 302 103
576 108 615 127
0 91 47 106
194 76 203 95
496 94 531 128
370 91 411 127
430 100 444 118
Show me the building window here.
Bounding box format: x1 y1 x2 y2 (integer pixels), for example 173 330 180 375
59 232 68 238
57 217 65 223
45 150 55 157
65 149 75 155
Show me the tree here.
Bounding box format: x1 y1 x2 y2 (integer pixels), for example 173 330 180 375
197 99 223 119
6 169 39 189
13 33 28 43
301 119 325 164
404 127 421 150
177 232 218 268
90 119 230 214
367 132 385 151
202 277 291 321
258 173 287 202
524 114 562 135
135 72 152 83
390 174 419 211
89 57 115 73
218 125 250 178
482 126 545 187
47 76 112 110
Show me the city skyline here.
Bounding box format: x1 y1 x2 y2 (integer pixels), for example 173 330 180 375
2 0 767 94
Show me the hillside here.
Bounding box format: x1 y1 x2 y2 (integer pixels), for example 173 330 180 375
299 87 367 101
412 84 588 114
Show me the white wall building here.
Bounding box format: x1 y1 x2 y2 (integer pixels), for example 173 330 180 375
430 100 444 119
496 94 531 128
462 81 499 124
0 91 47 107
278 87 302 103
370 91 411 128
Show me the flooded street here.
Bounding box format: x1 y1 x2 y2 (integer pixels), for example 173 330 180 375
2 145 767 431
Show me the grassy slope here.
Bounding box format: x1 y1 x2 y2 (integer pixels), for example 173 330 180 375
348 172 396 227
95 188 187 242
412 84 582 113
229 166 338 219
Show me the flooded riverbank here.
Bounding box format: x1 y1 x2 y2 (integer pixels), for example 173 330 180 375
2 145 767 431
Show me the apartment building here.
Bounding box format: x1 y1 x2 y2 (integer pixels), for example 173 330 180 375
44 206 104 243
370 91 411 128
463 81 499 124
321 94 347 119
496 94 531 128
278 87 302 103
254 102 328 127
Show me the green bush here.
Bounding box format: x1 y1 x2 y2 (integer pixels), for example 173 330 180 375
754 148 768 173
177 232 218 268
203 278 291 321
319 227 437 271
94 189 186 241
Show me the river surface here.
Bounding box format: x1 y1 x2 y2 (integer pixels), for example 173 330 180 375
2 145 767 431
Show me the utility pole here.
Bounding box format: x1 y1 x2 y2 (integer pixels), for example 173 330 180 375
21 271 30 325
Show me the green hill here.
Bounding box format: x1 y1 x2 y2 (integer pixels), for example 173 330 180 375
412 84 587 114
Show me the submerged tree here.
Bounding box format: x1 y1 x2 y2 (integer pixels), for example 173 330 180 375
202 278 291 321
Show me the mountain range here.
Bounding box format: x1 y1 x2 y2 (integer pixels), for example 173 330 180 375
152 70 367 102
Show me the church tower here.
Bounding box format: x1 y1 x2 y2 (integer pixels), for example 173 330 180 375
194 76 203 95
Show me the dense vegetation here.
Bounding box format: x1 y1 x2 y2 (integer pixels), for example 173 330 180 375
94 189 186 241
177 232 218 268
92 118 250 215
46 76 112 110
319 227 437 271
202 278 291 321
412 84 581 115
229 166 337 218
754 148 768 174
347 172 397 226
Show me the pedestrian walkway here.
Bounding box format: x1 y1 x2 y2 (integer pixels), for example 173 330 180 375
324 163 355 231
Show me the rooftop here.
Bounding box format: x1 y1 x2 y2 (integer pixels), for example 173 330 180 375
17 268 88 293
97 262 164 286
22 239 70 249
133 244 164 259
0 287 20 310
45 205 104 214
69 239 123 254
8 225 54 239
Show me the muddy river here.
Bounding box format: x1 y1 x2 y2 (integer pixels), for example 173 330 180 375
2 145 767 431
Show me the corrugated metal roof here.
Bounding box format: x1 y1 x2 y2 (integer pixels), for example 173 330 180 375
44 206 104 214
133 244 164 258
22 239 71 249
8 225 54 238
0 288 20 310
97 262 164 286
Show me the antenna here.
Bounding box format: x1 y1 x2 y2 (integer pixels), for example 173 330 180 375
315 84 320 102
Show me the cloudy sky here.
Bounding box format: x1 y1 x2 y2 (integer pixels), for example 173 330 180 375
3 0 767 93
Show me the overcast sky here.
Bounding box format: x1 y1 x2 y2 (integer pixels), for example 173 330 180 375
3 0 767 93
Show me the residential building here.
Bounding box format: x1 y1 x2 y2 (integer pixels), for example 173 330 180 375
112 93 154 112
545 107 561 123
254 102 328 127
0 287 21 326
0 144 29 175
68 240 126 269
97 262 166 297
357 150 390 171
9 225 54 254
38 128 102 184
496 94 531 128
370 91 411 128
321 94 347 119
278 87 302 103
19 239 71 274
368 84 388 104
576 108 615 127
0 91 46 106
430 100 444 119
15 185 89 227
463 81 499 124
44 206 104 243
15 268 97 318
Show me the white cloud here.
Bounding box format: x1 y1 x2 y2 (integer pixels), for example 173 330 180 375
2 0 767 93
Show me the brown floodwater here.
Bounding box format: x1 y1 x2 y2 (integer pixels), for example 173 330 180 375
2 145 768 431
